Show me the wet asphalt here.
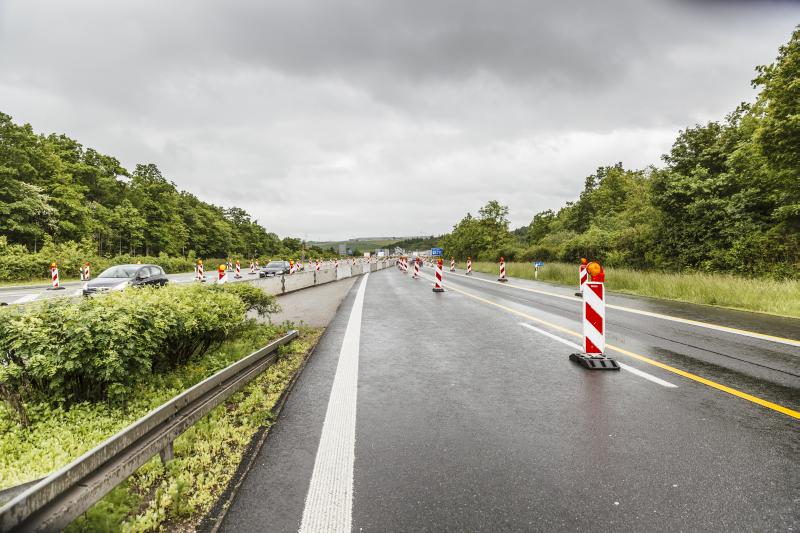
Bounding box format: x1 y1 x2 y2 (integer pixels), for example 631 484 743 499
220 267 799 532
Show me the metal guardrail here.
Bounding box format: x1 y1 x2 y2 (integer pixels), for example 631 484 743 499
0 329 299 532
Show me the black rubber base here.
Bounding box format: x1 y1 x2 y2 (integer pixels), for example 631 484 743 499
497 278 508 282
574 292 582 297
47 286 65 291
432 287 444 292
569 353 621 370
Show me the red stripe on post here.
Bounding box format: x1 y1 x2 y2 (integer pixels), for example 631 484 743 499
585 301 604 334
585 337 601 354
588 283 603 298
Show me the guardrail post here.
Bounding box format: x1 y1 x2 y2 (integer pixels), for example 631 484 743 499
160 442 174 465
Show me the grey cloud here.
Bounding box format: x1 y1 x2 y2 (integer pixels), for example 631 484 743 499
0 0 797 239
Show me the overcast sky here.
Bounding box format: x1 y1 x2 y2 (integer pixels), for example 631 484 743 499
1 1 797 241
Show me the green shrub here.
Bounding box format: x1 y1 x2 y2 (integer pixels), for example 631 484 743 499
209 283 281 317
0 285 254 422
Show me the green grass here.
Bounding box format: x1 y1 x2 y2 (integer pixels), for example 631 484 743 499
467 261 800 318
0 322 322 531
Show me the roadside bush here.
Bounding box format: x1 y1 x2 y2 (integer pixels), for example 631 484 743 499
0 285 254 423
209 283 281 317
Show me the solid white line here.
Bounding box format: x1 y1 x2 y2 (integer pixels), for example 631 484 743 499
299 273 369 533
451 271 800 348
518 322 677 388
11 293 39 304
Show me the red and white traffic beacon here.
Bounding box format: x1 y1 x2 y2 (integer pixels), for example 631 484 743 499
569 261 620 370
575 257 588 296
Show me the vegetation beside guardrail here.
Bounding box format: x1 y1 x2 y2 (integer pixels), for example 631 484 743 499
0 283 277 425
469 261 800 317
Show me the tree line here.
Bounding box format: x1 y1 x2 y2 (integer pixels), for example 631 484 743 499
440 27 799 279
0 118 303 259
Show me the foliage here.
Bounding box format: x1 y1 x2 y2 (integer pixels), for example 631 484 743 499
0 322 320 533
0 115 305 260
467 261 800 317
440 28 800 279
209 282 281 317
0 284 271 422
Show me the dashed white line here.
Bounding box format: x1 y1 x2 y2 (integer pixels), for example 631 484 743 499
518 322 677 388
299 273 369 533
451 271 800 348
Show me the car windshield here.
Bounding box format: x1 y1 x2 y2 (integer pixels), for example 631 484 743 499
266 261 284 267
98 265 139 279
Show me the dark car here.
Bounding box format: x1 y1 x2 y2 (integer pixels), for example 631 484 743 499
83 264 168 295
260 260 291 277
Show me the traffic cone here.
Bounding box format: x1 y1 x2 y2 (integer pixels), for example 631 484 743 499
217 264 227 284
497 256 508 282
432 258 444 292
466 257 472 275
48 262 65 290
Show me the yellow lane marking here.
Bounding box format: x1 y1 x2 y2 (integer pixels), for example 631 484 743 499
448 271 800 348
422 272 800 420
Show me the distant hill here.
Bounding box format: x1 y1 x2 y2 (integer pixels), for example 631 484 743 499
308 237 402 251
309 235 441 252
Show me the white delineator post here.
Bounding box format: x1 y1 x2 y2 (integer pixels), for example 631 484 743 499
466 257 472 275
432 258 444 292
583 280 605 355
497 257 507 282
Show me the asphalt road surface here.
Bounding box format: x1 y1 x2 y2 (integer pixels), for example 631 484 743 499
219 266 799 532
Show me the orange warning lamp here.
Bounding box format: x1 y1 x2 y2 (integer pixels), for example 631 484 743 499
51 262 57 268
218 264 225 273
198 259 203 265
586 261 604 282
581 257 587 265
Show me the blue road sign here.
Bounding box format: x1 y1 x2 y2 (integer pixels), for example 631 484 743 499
533 261 545 267
431 248 443 257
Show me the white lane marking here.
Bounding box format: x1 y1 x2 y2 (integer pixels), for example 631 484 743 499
518 322 677 388
451 271 800 348
299 273 369 533
11 293 39 304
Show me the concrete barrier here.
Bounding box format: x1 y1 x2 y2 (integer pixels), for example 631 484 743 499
250 275 284 296
283 271 316 293
337 264 352 280
316 268 336 285
237 259 381 297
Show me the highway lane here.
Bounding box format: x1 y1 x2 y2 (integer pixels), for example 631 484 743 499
433 267 800 403
220 266 799 532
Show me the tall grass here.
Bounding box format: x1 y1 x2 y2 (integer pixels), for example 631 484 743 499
469 261 800 318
